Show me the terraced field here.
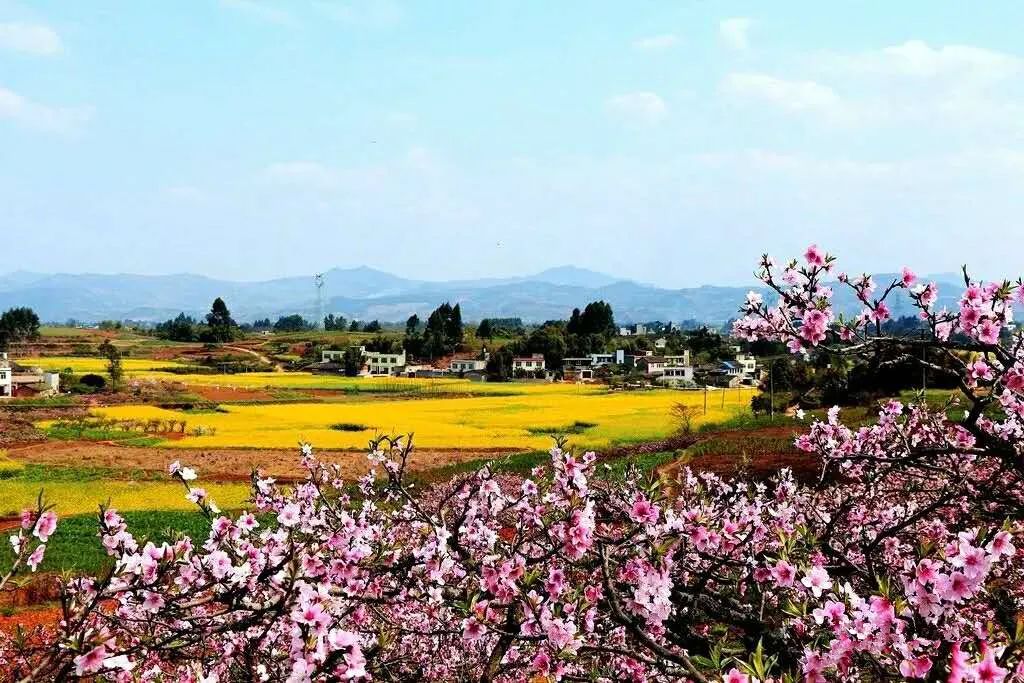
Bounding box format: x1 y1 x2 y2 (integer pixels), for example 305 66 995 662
16 356 192 374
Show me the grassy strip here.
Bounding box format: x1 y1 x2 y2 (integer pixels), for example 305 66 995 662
0 510 216 575
527 421 597 435
44 425 163 447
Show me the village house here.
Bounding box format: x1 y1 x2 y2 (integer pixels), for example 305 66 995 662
0 353 60 398
321 347 407 377
636 355 667 376
664 351 691 367
0 353 10 398
735 353 757 378
449 348 489 374
512 353 545 374
656 365 695 387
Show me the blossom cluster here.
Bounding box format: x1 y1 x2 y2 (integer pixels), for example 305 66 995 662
3 247 1024 681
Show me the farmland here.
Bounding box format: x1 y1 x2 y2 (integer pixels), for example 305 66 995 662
2 326 765 576
83 385 757 450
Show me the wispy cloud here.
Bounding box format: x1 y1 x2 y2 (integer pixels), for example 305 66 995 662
313 0 404 27
0 21 63 56
820 40 1022 85
633 34 678 52
720 73 856 124
606 92 668 126
719 18 752 51
219 0 296 26
0 85 91 133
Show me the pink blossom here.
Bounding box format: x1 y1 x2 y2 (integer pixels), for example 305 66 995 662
899 656 933 678
629 495 660 525
33 510 57 542
277 503 301 527
801 566 833 598
804 244 825 267
771 560 796 587
26 544 45 571
901 267 916 287
987 531 1015 558
723 668 751 683
74 645 107 676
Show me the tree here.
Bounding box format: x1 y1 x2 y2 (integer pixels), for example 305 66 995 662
155 313 198 342
0 306 40 349
98 339 123 391
341 346 364 377
567 301 615 337
446 304 463 347
205 297 238 343
362 320 382 333
349 320 361 332
323 314 346 332
420 302 463 359
525 323 568 369
485 346 514 381
273 315 311 333
77 373 106 392
476 318 494 339
8 246 1024 681
405 314 421 336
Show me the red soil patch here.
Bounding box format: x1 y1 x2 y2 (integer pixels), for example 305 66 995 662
0 605 61 635
655 424 822 484
6 441 523 483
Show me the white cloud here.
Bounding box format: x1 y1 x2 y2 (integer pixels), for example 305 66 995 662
823 40 1022 85
0 85 91 133
719 18 752 51
633 34 678 51
219 0 296 26
313 0 404 27
721 73 845 117
0 22 62 56
606 92 668 125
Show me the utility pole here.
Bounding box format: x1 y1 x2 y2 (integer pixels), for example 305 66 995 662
703 385 708 415
769 361 774 422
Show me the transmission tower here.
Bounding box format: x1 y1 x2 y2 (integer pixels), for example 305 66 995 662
314 273 325 330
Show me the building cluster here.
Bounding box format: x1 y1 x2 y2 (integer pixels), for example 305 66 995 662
562 349 695 386
318 346 548 381
0 352 61 399
315 343 761 388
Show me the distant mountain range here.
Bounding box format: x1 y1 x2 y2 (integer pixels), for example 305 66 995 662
0 266 966 326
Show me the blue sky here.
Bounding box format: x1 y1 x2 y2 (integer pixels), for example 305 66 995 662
2 1 1023 286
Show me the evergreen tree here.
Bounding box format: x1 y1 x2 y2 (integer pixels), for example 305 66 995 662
205 297 237 343
98 339 123 391
0 307 40 349
341 347 364 377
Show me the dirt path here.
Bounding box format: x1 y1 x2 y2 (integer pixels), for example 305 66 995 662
6 440 523 482
223 344 283 372
653 424 821 483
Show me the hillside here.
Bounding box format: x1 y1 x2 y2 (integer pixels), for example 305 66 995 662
0 266 964 325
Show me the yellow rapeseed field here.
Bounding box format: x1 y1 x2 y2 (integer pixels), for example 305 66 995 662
133 371 565 394
89 387 758 451
0 480 251 518
16 356 190 375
